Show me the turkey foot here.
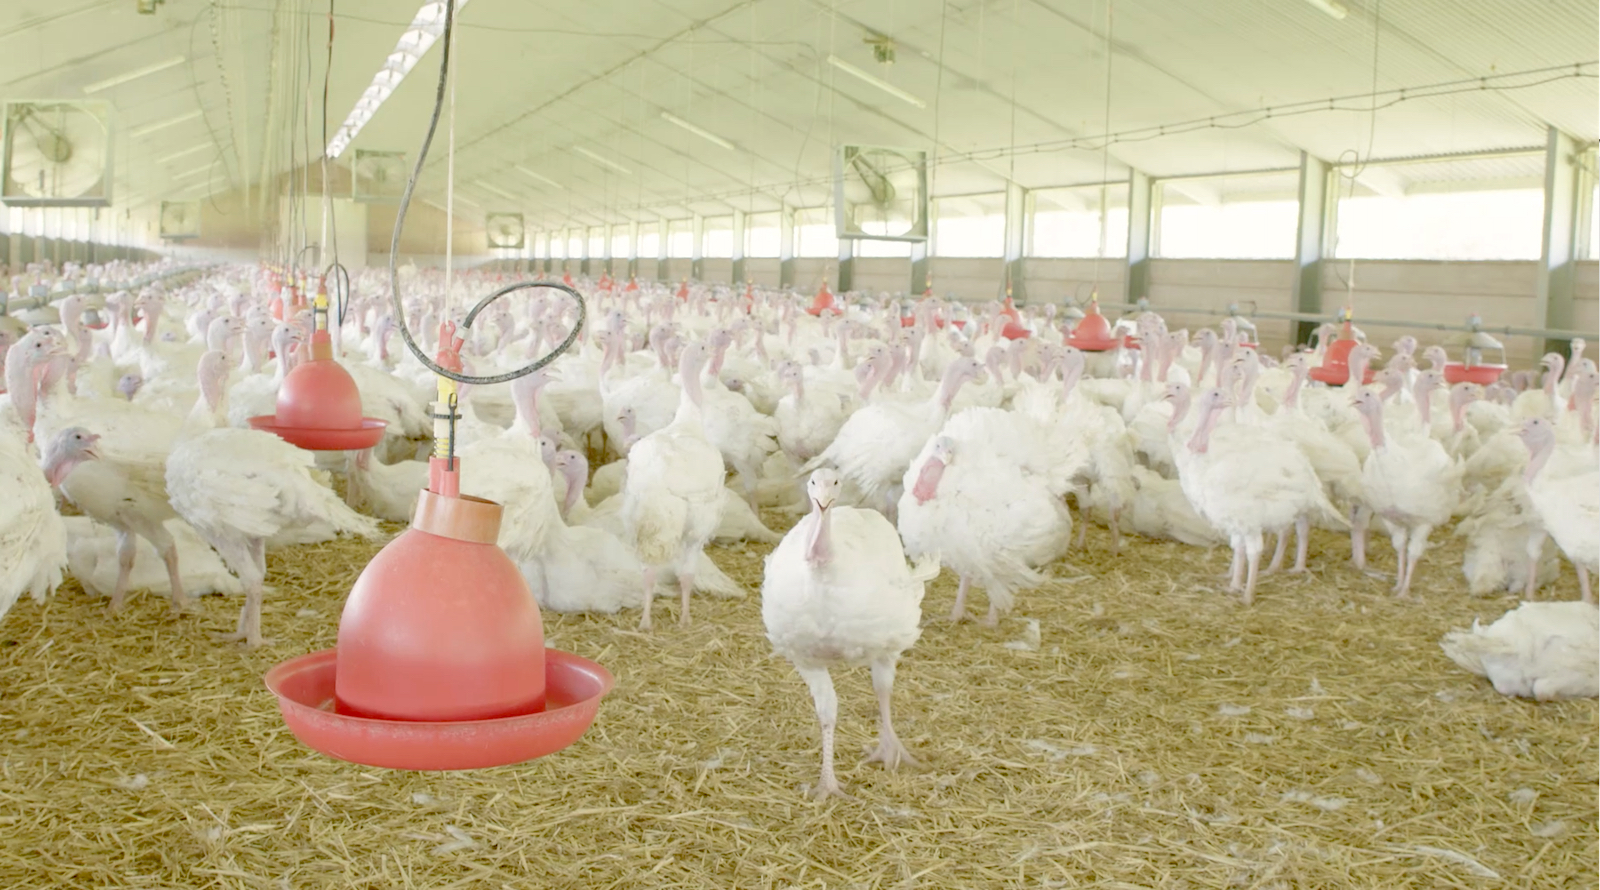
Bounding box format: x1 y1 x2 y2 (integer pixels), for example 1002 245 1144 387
948 575 971 622
864 661 918 770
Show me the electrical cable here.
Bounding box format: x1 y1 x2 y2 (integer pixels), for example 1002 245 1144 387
386 0 583 386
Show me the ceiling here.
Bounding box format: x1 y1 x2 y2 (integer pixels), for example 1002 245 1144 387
2 0 1594 234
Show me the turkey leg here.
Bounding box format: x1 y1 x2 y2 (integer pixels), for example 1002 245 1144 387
864 660 917 769
798 667 845 799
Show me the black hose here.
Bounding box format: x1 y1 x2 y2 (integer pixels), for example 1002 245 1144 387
385 0 582 385
323 260 350 325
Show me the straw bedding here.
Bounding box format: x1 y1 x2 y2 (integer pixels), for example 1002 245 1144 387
0 516 1593 889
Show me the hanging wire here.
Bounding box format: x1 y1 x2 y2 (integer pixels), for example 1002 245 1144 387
1090 0 1115 296
386 0 584 386
1330 0 1386 308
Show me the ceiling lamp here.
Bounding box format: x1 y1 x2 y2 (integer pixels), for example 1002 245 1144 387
131 110 203 138
1303 0 1348 20
514 166 563 190
83 56 186 94
474 180 519 202
825 54 926 109
158 144 212 164
659 112 734 150
572 146 630 175
325 0 472 159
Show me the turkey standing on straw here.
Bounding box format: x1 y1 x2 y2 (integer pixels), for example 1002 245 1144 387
762 469 939 798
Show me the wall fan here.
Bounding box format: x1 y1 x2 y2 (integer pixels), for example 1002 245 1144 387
352 149 406 203
833 144 927 242
159 200 201 240
486 212 525 250
2 100 114 207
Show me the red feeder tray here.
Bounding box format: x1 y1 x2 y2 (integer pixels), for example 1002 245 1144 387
1309 331 1377 386
1066 300 1119 351
264 460 614 770
264 647 613 771
806 283 841 317
248 330 387 451
1442 361 1506 386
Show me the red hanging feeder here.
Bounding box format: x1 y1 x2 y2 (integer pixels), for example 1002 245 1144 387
248 290 387 451
1066 299 1119 351
998 296 1031 340
1309 310 1377 385
264 455 613 770
806 281 841 317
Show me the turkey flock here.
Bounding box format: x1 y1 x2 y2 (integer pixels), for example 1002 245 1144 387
1 261 1595 796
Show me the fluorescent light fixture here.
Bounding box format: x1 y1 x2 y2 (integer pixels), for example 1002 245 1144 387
83 56 186 94
660 111 734 150
825 54 926 108
474 180 519 202
573 146 630 175
515 165 563 189
1303 0 1348 19
158 144 211 164
171 166 210 182
325 0 471 159
132 110 203 138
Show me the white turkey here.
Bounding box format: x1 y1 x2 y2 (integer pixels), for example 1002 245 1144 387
167 351 382 647
621 340 728 629
1441 601 1598 700
762 469 940 798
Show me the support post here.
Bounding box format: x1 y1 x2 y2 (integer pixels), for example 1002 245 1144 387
1535 125 1580 358
657 215 670 283
1123 169 1152 304
910 239 930 297
731 209 747 286
690 214 704 281
837 235 855 293
778 206 795 288
626 220 639 281
1291 150 1331 345
1003 181 1028 303
580 227 593 277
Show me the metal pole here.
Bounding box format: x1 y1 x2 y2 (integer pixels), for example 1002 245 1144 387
1003 181 1028 303
1124 169 1152 303
1534 125 1580 357
1291 150 1330 345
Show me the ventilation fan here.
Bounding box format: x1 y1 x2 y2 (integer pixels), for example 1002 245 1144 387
159 200 201 240
2 100 113 207
486 212 525 250
833 144 927 242
352 149 407 203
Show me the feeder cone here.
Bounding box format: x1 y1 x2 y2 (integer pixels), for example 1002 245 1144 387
1066 299 1117 351
336 459 546 722
264 457 614 770
676 279 690 301
247 330 387 450
999 296 1031 340
806 282 839 317
625 277 639 292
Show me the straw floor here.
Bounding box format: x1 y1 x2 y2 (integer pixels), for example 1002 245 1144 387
0 515 1594 889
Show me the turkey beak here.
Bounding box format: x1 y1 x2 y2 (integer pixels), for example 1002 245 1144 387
812 490 836 512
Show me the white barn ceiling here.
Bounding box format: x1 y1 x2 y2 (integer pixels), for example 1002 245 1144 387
2 0 1594 230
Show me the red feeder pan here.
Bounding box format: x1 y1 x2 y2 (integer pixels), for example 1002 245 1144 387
998 297 1031 340
1309 330 1377 386
1066 300 1118 351
264 461 613 770
806 283 841 317
1442 361 1506 386
248 330 387 451
265 648 612 771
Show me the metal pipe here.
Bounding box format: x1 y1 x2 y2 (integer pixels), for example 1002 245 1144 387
0 264 208 316
1097 299 1591 342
